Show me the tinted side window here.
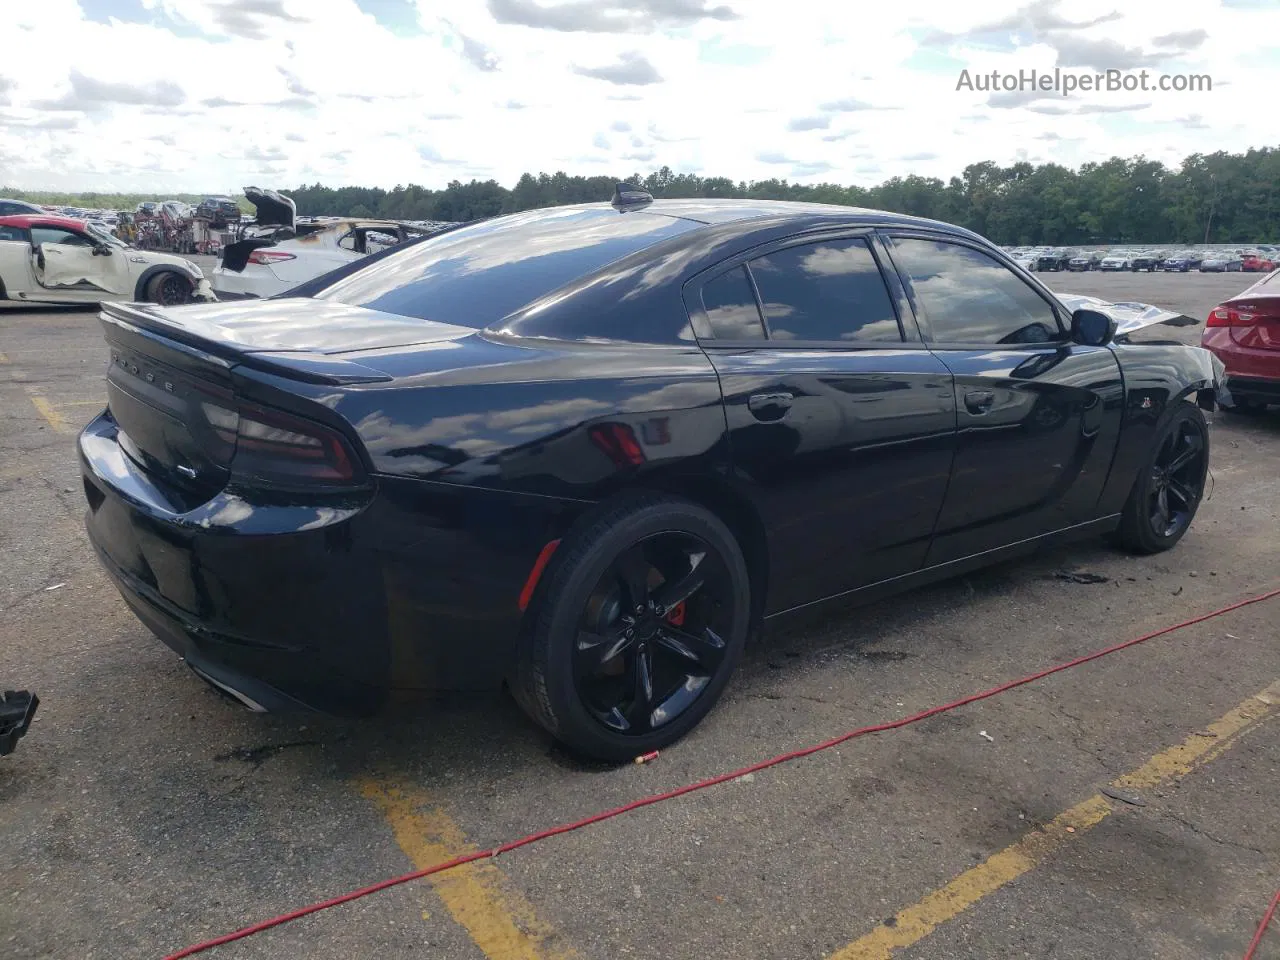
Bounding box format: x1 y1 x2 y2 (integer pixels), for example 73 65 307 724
747 238 901 342
0 225 28 242
890 238 1062 344
700 265 764 339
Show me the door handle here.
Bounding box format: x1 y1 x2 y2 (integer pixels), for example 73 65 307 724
747 391 793 421
964 390 995 414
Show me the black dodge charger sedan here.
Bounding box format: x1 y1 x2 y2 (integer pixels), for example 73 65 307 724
80 193 1220 760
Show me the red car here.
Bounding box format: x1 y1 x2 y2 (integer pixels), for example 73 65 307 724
1241 254 1276 272
1202 268 1280 411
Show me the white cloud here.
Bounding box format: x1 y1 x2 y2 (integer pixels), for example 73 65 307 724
0 0 1275 193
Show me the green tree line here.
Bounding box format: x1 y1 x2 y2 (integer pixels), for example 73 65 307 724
8 146 1279 243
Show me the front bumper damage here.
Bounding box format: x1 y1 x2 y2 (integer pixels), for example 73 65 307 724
192 277 217 303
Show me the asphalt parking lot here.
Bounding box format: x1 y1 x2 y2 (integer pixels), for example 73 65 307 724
2 271 1277 960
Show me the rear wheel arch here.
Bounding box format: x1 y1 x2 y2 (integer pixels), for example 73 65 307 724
520 478 770 634
511 489 753 759
639 476 769 627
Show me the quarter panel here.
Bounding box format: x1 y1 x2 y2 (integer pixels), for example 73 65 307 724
334 341 731 503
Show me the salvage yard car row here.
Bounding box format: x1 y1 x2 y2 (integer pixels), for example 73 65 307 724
1011 245 1278 273
0 188 452 307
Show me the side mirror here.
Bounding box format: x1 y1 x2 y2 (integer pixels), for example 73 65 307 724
92 244 111 256
1070 308 1116 346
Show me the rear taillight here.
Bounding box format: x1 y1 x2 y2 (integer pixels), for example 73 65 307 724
1208 303 1277 327
247 250 296 265
1207 306 1256 327
196 392 363 487
232 402 360 485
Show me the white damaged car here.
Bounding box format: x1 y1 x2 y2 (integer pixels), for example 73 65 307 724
0 213 213 305
211 187 448 299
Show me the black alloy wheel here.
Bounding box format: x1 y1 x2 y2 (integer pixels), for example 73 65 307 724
150 272 191 306
1117 404 1209 553
573 532 730 735
1146 418 1206 539
513 495 750 761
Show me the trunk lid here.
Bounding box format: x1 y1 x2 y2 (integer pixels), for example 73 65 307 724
1223 290 1280 351
244 186 295 230
97 298 476 499
1220 270 1280 351
102 313 239 501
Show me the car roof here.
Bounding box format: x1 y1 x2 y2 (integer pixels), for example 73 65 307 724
597 197 976 234
0 214 87 230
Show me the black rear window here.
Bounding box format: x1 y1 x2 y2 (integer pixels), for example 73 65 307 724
313 207 698 327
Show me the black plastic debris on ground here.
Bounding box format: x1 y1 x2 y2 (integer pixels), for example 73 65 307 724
0 691 38 756
1047 571 1111 584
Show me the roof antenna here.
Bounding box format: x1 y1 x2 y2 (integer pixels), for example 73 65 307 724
611 182 653 210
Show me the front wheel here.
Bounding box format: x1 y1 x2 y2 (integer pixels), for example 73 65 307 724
146 271 193 306
1116 404 1209 554
513 495 751 762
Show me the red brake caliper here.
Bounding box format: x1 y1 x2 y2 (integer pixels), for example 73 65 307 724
666 602 686 627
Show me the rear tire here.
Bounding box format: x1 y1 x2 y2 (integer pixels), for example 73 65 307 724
1116 403 1209 554
513 495 750 762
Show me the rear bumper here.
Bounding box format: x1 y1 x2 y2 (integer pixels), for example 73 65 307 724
79 411 564 712
94 543 336 712
1201 330 1280 388
1222 375 1280 405
210 266 288 300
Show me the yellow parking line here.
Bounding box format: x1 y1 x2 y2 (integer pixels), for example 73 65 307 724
829 680 1280 960
27 392 72 435
361 781 577 960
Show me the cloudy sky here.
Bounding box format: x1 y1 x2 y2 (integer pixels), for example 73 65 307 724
0 0 1275 194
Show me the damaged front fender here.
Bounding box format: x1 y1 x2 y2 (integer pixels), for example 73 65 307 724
1056 292 1230 410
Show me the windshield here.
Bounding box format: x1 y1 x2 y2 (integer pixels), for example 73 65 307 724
85 222 125 248
314 206 698 328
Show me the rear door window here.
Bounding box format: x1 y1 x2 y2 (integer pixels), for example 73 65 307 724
700 265 765 339
746 238 902 342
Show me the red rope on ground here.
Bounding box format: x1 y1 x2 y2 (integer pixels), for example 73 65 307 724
163 585 1280 959
1244 888 1280 960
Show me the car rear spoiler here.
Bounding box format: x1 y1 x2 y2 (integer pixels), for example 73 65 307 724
99 301 393 385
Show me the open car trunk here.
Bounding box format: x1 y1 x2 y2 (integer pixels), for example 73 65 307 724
220 237 277 273
220 187 298 272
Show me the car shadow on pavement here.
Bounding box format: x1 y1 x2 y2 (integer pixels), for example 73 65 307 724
210 534 1137 787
